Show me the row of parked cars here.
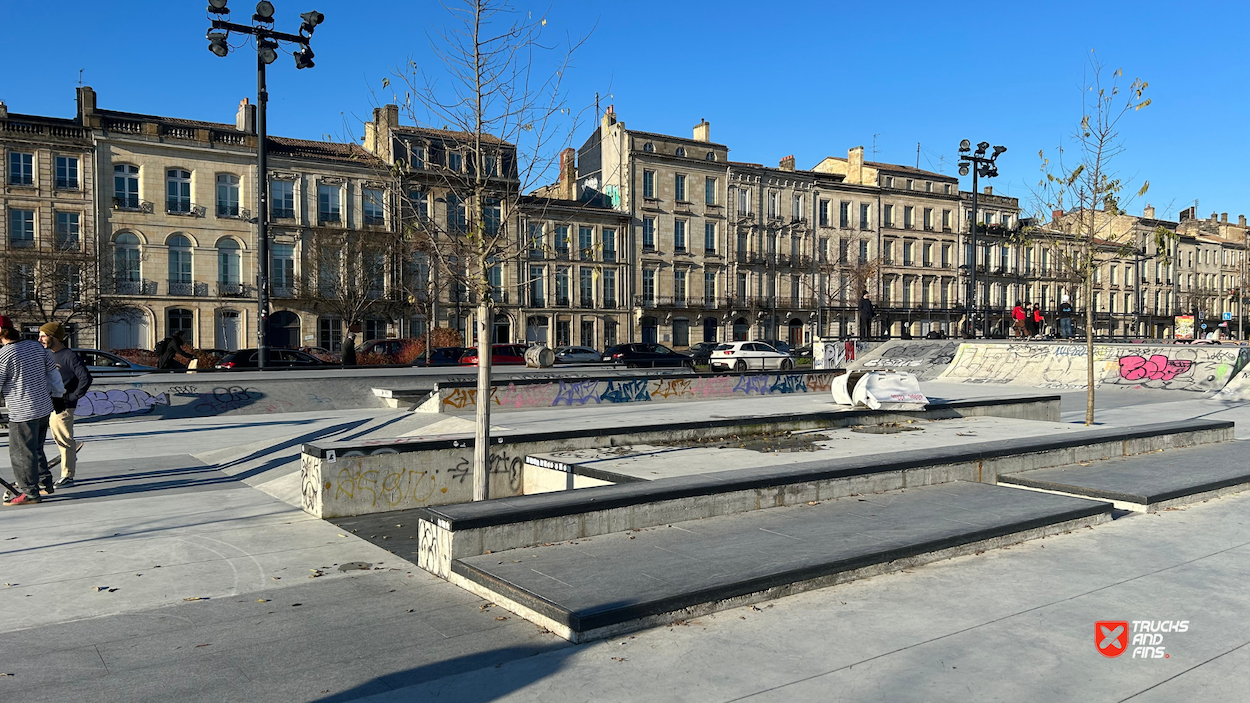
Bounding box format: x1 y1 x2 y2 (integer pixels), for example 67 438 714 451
72 339 805 373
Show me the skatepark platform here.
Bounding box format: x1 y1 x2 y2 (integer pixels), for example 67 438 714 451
449 482 1112 642
998 440 1250 511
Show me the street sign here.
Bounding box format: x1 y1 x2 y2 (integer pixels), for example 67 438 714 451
1223 312 1233 320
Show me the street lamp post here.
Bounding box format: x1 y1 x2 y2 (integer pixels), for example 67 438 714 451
206 1 322 369
957 140 1005 338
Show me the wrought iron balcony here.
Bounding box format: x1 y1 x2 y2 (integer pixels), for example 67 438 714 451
112 197 153 213
216 282 248 298
111 278 158 296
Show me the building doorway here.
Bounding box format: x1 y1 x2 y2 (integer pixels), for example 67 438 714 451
268 310 300 349
640 316 658 344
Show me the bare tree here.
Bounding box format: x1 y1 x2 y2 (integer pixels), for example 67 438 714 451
1033 53 1166 424
294 228 401 339
386 0 589 499
2 234 113 338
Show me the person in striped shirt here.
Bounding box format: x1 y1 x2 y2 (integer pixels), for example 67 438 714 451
0 327 63 505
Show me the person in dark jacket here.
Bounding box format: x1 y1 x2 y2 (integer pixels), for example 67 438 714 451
0 327 59 505
39 323 91 488
857 292 874 340
1058 295 1074 339
156 331 186 369
341 334 357 367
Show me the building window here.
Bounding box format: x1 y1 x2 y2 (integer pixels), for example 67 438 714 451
674 219 687 253
643 170 656 198
603 228 616 262
944 184 952 194
409 189 428 219
818 199 831 227
674 270 687 305
704 271 716 304
527 222 544 257
579 267 594 307
884 176 895 188
8 209 34 248
840 201 851 229
166 235 193 294
704 222 716 253
529 266 545 306
860 203 871 229
8 152 33 186
675 174 687 201
114 233 141 283
318 184 341 223
446 194 466 232
216 174 240 217
736 271 748 301
737 188 750 215
555 225 570 257
642 268 655 306
167 308 194 345
903 206 914 229
793 194 804 220
555 267 570 306
925 181 932 193
55 156 79 189
905 179 913 191
448 151 463 172
923 208 933 230
271 180 295 219
705 177 717 205
319 316 343 352
408 143 425 169
272 243 295 293
605 318 618 346
942 209 951 230
883 204 894 228
602 269 616 307
363 188 385 225
114 164 140 209
217 238 242 286
859 240 869 264
674 147 686 158
923 242 933 267
54 212 80 250
578 226 593 260
580 319 595 347
736 231 748 256
767 191 779 219
642 217 656 250
167 169 192 214
902 241 914 266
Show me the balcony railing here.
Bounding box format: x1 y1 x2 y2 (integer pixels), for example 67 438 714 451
216 282 248 298
168 201 206 218
111 278 158 296
55 178 79 190
602 298 618 309
319 212 342 225
271 285 294 299
113 197 154 213
167 280 209 297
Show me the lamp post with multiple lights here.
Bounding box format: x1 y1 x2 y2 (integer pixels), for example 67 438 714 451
957 139 1006 338
206 0 322 368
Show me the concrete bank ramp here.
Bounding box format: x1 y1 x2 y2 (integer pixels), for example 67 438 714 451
846 340 962 381
937 342 1250 393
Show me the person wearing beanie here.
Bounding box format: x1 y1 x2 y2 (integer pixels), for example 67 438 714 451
39 323 91 488
0 315 14 331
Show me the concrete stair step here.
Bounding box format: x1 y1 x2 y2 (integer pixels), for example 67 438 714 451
450 481 1112 642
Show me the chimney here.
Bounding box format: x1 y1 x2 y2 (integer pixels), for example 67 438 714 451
557 147 576 200
1240 215 1246 227
364 104 400 162
75 85 97 126
1211 212 1219 223
848 146 864 185
1052 209 1064 222
693 119 710 143
1144 204 1155 219
1221 212 1229 223
235 98 255 133
779 154 795 171
0 101 7 120
601 104 617 133
983 186 993 195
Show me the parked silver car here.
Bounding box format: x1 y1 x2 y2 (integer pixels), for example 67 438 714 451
709 341 795 372
554 346 602 364
72 349 157 376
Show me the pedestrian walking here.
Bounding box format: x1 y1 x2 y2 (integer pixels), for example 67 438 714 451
39 323 91 488
0 327 63 505
1031 304 1044 339
341 334 357 367
1012 301 1027 339
1058 295 1074 339
857 292 874 340
155 330 187 370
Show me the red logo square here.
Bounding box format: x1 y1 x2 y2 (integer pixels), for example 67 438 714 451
1096 621 1130 658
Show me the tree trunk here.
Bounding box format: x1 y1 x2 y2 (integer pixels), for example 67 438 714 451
1085 272 1095 425
473 298 491 501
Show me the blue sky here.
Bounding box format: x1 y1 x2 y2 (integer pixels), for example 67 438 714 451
3 0 1247 221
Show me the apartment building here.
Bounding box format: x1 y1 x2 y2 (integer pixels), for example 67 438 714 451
0 98 98 346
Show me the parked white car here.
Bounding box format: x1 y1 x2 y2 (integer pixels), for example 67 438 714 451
554 346 602 364
709 341 795 372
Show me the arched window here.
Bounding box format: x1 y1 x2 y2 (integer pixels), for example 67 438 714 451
706 152 717 161
167 308 194 345
114 164 140 209
167 169 191 213
168 234 193 294
114 233 141 288
675 147 686 158
216 174 240 217
217 238 241 292
642 142 654 153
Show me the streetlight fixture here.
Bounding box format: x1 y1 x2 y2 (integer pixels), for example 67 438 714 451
206 1 323 369
957 138 1006 338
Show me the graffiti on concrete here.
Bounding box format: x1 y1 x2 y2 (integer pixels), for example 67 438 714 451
192 387 263 415
441 388 479 410
733 374 772 395
769 374 808 394
553 379 603 406
300 454 320 513
1118 354 1193 382
494 382 558 409
75 389 170 418
600 378 652 404
651 378 694 400
448 454 523 491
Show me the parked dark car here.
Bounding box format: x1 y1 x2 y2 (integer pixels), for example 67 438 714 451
759 339 794 355
214 349 330 370
358 338 419 357
602 343 694 369
422 346 468 366
459 344 528 366
686 341 720 366
72 349 156 376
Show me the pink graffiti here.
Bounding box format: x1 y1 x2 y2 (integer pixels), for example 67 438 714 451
1118 354 1193 382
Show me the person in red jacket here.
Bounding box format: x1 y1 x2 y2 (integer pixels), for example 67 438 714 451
1031 304 1045 339
1011 301 1026 339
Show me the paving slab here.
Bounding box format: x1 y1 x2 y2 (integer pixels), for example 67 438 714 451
453 481 1112 640
999 438 1250 509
